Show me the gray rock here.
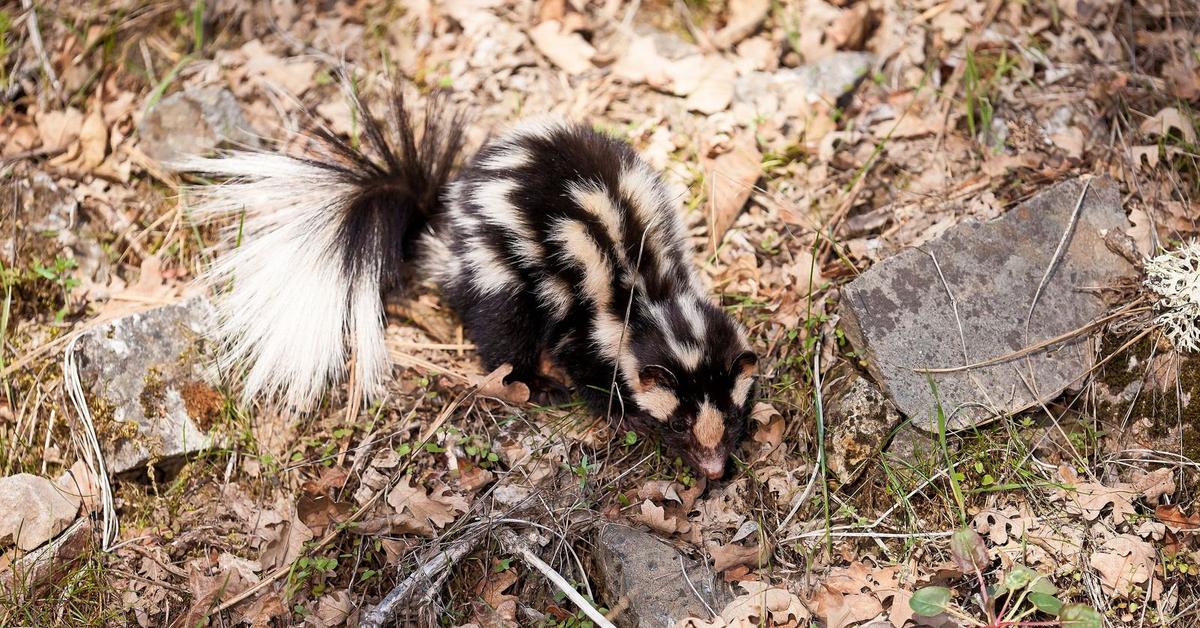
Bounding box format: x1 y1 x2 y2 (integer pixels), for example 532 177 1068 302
73 297 221 475
139 87 259 162
824 367 901 484
735 52 873 109
595 524 730 627
839 176 1135 431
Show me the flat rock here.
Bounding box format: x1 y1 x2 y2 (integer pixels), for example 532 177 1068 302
824 367 901 484
839 176 1135 430
139 87 259 162
595 524 730 627
73 297 221 475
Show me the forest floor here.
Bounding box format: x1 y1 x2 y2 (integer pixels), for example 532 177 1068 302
1 0 1199 626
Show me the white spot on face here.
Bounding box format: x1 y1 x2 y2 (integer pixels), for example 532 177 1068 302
635 387 679 422
694 400 725 449
478 144 533 171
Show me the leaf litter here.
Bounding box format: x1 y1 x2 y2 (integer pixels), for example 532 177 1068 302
2 0 1200 626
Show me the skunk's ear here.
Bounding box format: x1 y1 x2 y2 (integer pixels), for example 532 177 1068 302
730 351 757 378
638 364 677 391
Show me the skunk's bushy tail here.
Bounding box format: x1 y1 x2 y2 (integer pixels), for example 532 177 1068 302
179 88 466 409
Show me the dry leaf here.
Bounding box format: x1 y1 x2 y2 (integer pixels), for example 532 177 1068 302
972 507 1034 545
1156 504 1200 532
0 473 80 551
1140 107 1197 144
703 135 762 249
313 590 354 626
633 499 680 535
679 580 810 627
387 477 469 534
712 0 770 49
529 20 595 75
35 107 84 152
707 540 762 572
1089 534 1160 600
73 109 108 172
1132 468 1175 503
471 364 531 404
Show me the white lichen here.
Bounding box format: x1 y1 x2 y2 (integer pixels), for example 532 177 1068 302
1144 241 1200 352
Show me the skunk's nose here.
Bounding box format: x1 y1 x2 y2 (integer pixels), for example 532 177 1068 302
696 456 726 480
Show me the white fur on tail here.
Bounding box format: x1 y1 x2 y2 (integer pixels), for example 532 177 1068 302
180 153 387 409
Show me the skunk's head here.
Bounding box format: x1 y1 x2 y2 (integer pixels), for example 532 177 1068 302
626 297 757 480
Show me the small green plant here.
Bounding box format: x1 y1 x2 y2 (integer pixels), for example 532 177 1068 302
566 455 598 488
32 255 80 322
910 528 1101 627
962 48 1016 149
286 555 338 598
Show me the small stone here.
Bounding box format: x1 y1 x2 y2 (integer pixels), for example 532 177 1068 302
139 87 259 162
734 51 873 111
73 297 220 475
823 367 901 484
1 171 78 260
839 176 1136 430
594 524 730 627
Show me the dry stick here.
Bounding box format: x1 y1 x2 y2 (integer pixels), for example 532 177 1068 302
497 528 618 628
212 389 469 614
358 529 487 628
1024 177 1092 340
20 0 63 104
913 304 1149 374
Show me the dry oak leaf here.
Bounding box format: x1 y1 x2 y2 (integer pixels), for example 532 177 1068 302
703 134 763 249
0 473 80 551
1089 534 1161 600
1054 473 1138 526
387 477 469 534
972 507 1035 545
707 540 763 573
471 363 531 405
679 580 810 627
1156 504 1200 532
313 589 354 627
633 499 681 535
811 585 883 628
711 0 770 49
72 108 108 172
1132 468 1175 503
472 567 520 626
1141 107 1197 144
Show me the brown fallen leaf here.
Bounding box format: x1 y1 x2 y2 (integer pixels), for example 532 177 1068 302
1156 504 1200 532
72 108 108 172
1133 467 1175 503
707 540 762 572
633 499 681 535
471 363 531 405
529 20 595 75
473 566 520 626
679 580 810 627
0 473 81 551
387 477 469 534
711 0 770 49
35 106 83 152
1141 107 1197 144
1089 534 1160 600
812 587 883 628
703 134 762 250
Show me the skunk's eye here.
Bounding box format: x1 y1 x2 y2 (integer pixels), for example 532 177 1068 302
668 414 690 434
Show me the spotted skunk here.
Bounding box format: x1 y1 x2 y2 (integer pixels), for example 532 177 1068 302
180 89 758 479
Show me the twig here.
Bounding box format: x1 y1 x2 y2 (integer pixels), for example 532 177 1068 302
680 554 717 619
358 530 487 628
914 303 1149 374
20 0 63 104
498 529 617 628
1024 177 1091 340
